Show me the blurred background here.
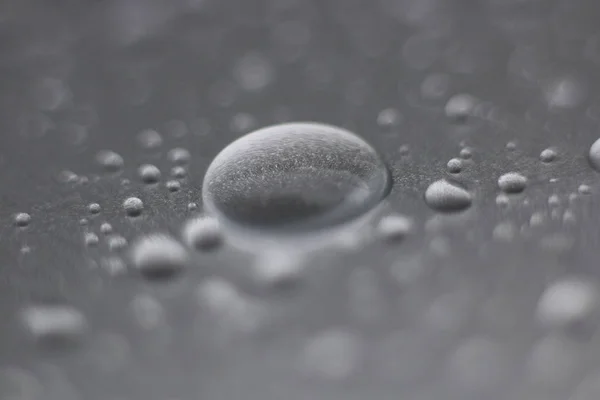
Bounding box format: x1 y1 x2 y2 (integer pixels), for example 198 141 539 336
3 0 600 399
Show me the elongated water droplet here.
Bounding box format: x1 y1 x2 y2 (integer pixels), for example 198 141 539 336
424 180 472 212
498 172 527 193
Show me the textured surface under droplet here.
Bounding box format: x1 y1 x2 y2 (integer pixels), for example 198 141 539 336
202 122 390 233
424 180 472 212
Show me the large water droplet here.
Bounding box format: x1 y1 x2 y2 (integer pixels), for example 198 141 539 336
588 138 600 171
424 180 472 212
202 122 390 234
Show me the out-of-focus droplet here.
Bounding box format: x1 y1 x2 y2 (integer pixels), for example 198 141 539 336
21 304 87 344
137 129 163 150
107 235 128 251
536 278 598 328
376 214 414 241
167 148 191 165
84 232 99 246
377 108 402 127
300 329 362 380
182 216 223 251
544 76 587 109
445 94 477 121
130 234 188 280
96 150 124 172
424 180 472 212
233 52 274 92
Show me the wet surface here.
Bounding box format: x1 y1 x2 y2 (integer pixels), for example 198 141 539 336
3 0 600 399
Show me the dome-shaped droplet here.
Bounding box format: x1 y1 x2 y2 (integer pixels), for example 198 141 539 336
424 180 472 212
540 148 558 163
202 122 390 233
14 212 31 227
447 158 462 173
123 197 144 217
138 164 161 183
588 138 600 171
498 172 527 193
96 150 124 172
130 234 188 280
182 216 223 251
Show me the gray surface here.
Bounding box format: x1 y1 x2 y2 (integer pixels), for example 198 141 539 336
2 0 600 399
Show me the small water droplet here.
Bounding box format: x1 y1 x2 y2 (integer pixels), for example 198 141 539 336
459 147 473 159
424 180 472 212
137 129 163 149
377 108 401 127
376 214 414 241
123 197 144 217
107 235 128 251
96 150 124 172
166 180 180 192
100 222 113 234
182 216 223 251
496 194 509 207
187 202 198 211
138 164 161 183
14 213 31 227
167 148 191 165
88 203 101 214
445 94 477 121
537 278 598 328
563 210 577 224
578 184 592 195
171 166 187 178
447 158 462 173
498 172 527 194
84 232 99 246
540 148 558 163
100 256 126 276
21 304 87 344
588 138 600 171
506 141 517 151
253 249 303 289
548 194 561 207
79 218 89 226
202 122 390 233
130 234 188 280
